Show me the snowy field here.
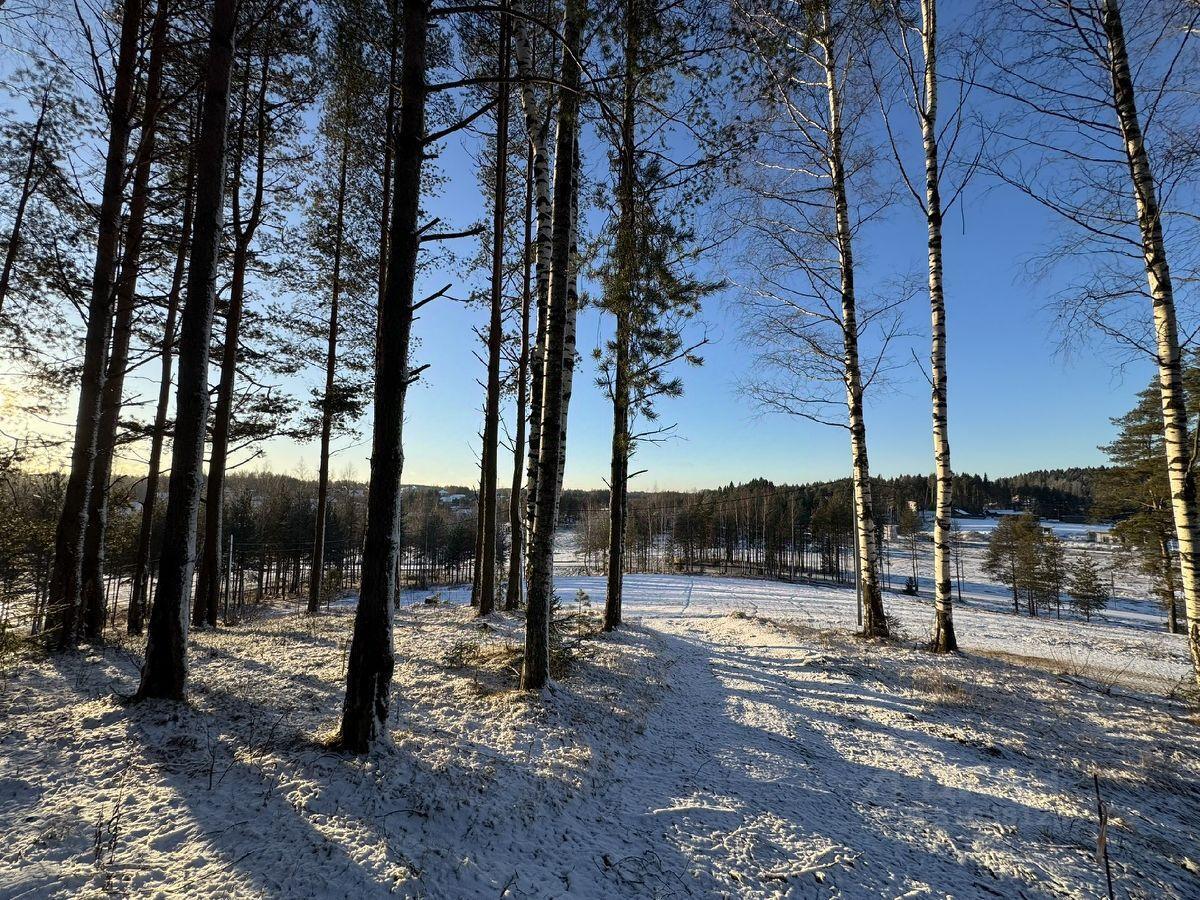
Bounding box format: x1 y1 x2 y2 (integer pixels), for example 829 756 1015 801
1 572 1198 898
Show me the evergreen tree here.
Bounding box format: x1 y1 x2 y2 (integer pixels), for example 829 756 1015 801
1094 369 1200 634
1068 553 1110 622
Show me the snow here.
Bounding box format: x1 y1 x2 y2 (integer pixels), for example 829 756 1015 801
1 570 1198 898
950 517 1111 540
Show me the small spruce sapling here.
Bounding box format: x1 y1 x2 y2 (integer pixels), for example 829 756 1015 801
1068 554 1110 622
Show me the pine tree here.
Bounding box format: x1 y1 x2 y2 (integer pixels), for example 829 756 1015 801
1068 553 1109 622
1094 370 1200 634
44 0 145 648
137 0 241 700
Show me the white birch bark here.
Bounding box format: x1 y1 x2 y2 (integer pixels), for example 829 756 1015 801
1101 0 1200 682
820 7 888 639
554 135 581 504
917 0 956 651
514 9 554 555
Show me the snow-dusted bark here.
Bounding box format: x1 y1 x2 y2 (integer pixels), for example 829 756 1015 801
1101 0 1200 683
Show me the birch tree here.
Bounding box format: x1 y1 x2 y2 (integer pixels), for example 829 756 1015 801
874 0 979 651
523 0 587 689
514 0 556 590
735 0 899 639
986 0 1200 681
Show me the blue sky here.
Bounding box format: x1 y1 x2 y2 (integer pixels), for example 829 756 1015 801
261 130 1152 492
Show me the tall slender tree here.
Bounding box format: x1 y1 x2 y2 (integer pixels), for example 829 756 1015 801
876 0 977 651
195 5 314 627
478 1 512 616
335 0 431 750
737 0 895 638
986 0 1200 681
523 0 586 689
136 0 240 700
44 0 144 648
595 0 717 630
81 0 175 640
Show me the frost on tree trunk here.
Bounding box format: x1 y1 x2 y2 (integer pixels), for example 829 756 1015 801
918 0 956 652
1101 0 1200 683
137 0 239 701
335 0 428 751
524 0 585 691
44 0 143 649
822 9 887 639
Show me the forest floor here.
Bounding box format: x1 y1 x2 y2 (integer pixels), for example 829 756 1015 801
1 574 1199 898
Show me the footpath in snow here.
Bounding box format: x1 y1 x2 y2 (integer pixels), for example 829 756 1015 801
1 573 1198 898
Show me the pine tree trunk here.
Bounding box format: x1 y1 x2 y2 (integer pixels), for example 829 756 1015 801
821 9 887 639
923 0 956 650
554 136 581 503
1102 0 1200 683
309 135 350 614
523 0 584 691
44 0 143 649
1159 537 1184 634
81 0 172 641
195 50 270 628
336 0 428 752
505 145 534 611
378 0 398 305
479 6 511 617
605 11 637 632
605 334 628 631
129 141 195 635
136 0 238 700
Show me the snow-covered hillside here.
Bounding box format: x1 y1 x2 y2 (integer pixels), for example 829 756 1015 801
2 573 1196 898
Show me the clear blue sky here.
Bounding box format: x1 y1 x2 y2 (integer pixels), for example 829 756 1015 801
260 126 1150 492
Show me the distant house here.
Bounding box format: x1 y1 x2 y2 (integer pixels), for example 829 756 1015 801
438 491 467 505
1086 530 1119 546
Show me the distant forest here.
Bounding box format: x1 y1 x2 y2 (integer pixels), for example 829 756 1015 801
558 467 1104 523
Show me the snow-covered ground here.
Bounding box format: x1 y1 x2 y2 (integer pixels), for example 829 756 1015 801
2 568 1197 898
949 517 1110 540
